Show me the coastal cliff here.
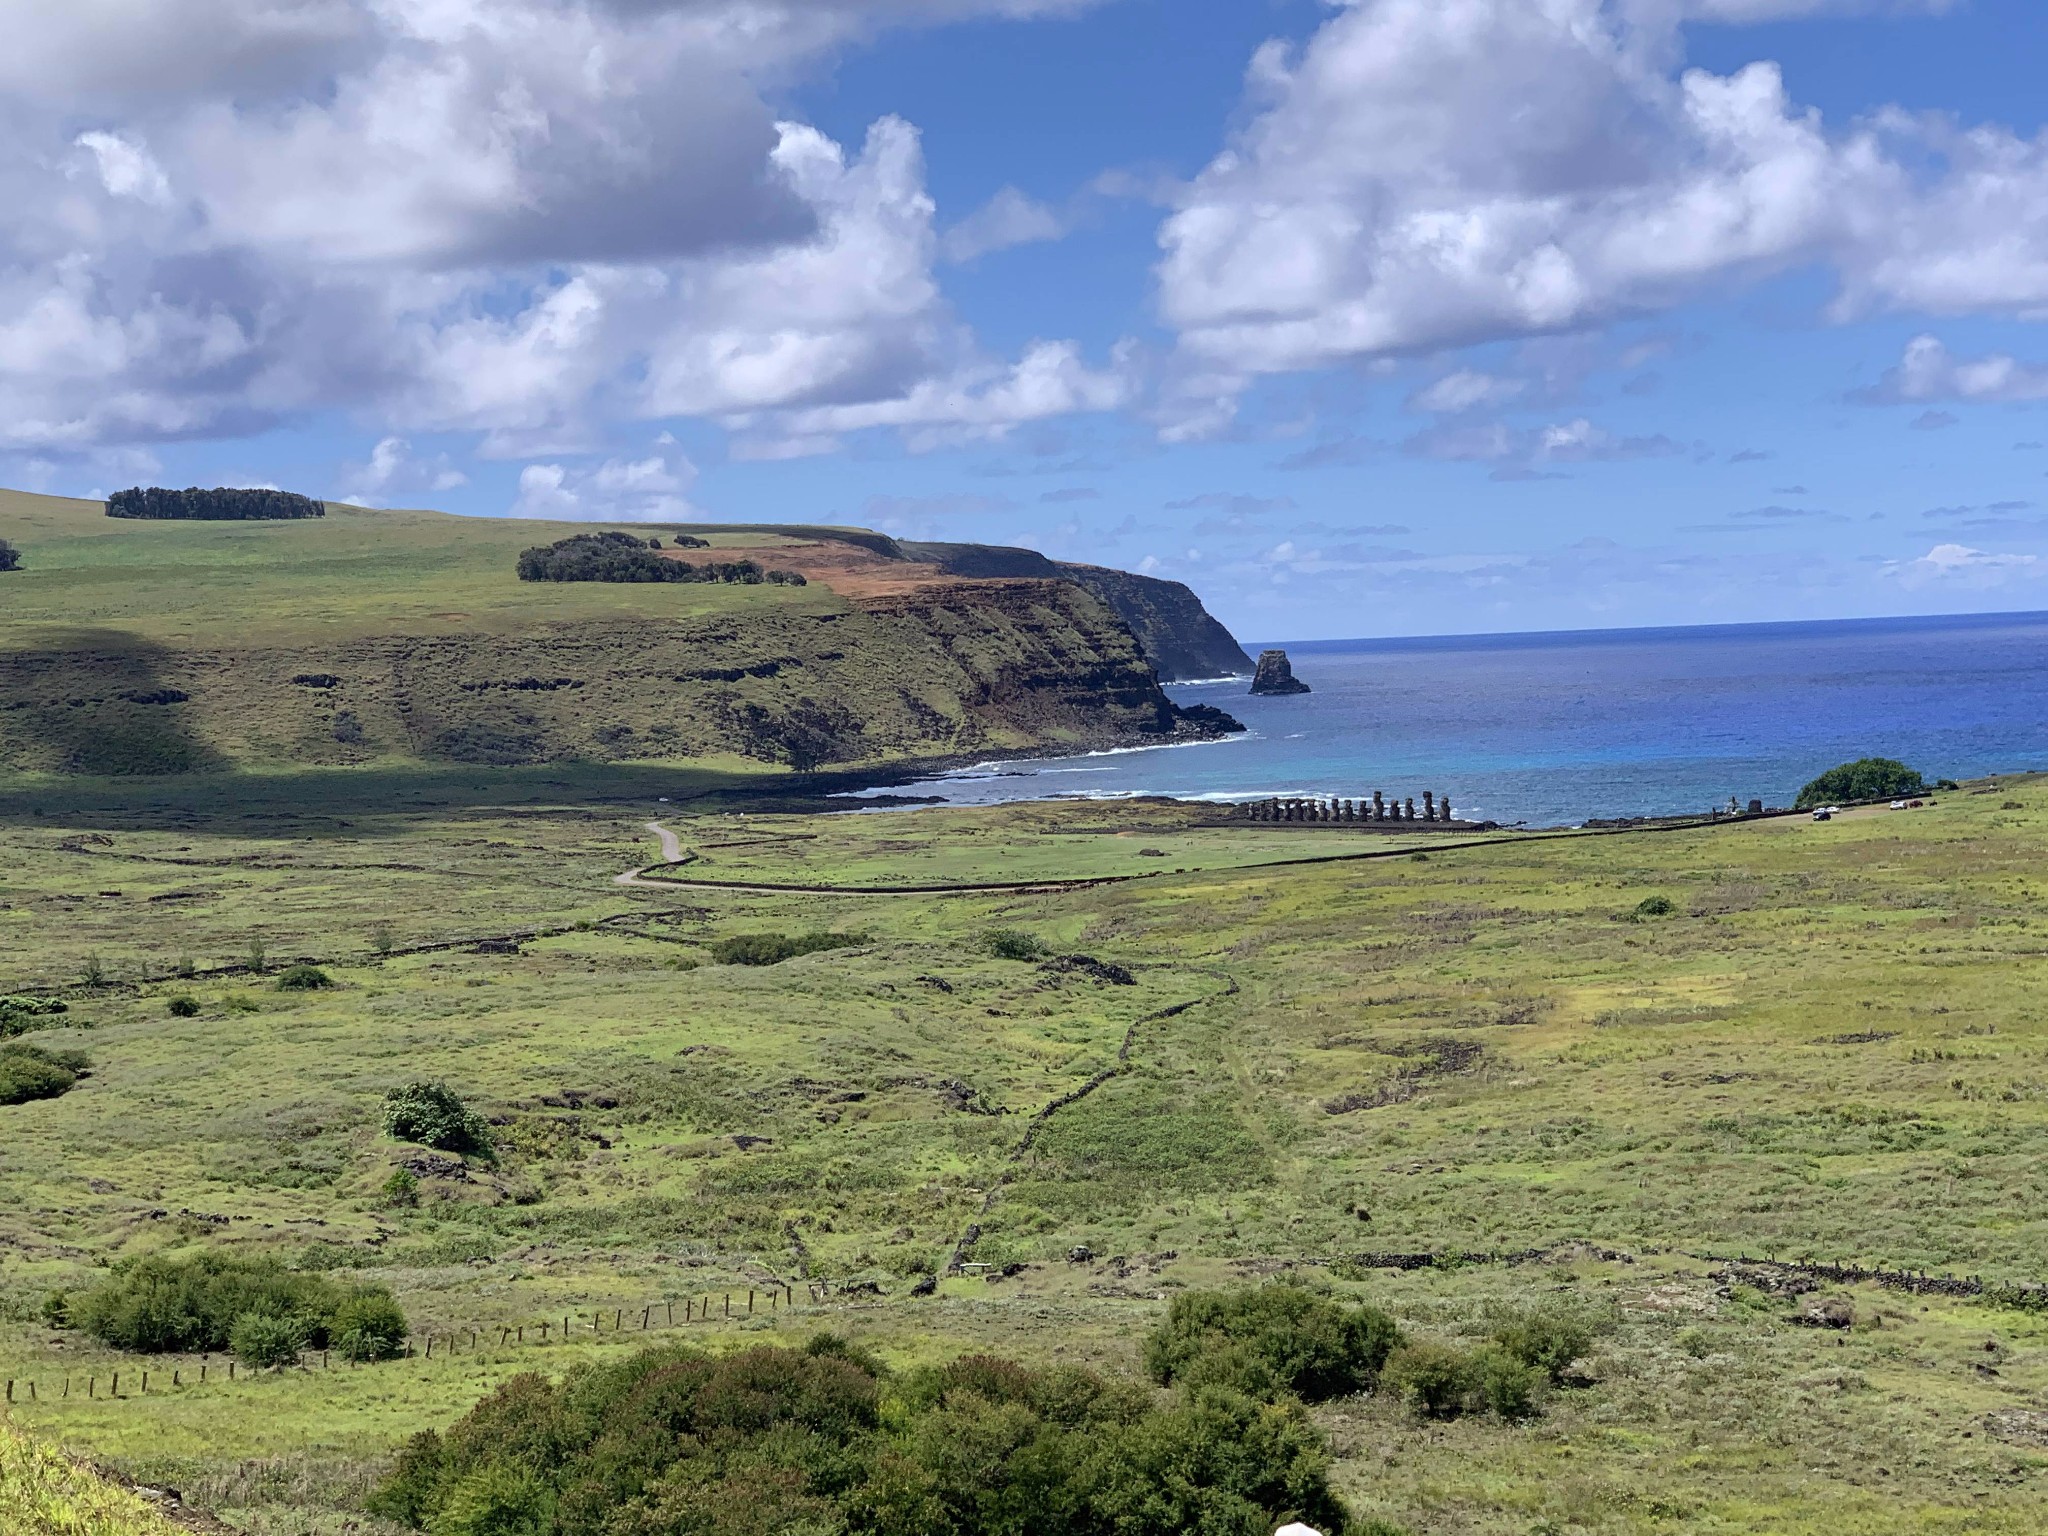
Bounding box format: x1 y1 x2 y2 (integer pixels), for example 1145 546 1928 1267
0 492 1243 776
898 541 1253 681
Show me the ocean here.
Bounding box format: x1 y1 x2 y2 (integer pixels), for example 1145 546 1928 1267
848 610 2048 827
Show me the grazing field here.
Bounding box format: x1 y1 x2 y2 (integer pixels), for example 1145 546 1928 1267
0 777 2044 1533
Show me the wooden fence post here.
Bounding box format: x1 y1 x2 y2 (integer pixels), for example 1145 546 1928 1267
112 1372 120 1397
748 1290 755 1314
666 1301 674 1324
724 1293 731 1318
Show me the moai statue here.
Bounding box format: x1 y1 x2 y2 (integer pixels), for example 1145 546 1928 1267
1372 790 1386 821
1404 797 1416 820
1441 794 1453 823
1423 791 1436 822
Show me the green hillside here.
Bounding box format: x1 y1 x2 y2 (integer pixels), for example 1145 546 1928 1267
0 491 1227 777
0 785 2044 1533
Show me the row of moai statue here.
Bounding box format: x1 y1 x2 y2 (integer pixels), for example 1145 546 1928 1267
1242 791 1453 823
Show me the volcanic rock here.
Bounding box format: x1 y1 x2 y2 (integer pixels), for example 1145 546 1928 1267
1249 649 1311 696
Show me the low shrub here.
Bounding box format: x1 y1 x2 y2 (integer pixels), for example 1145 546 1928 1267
1144 1282 1401 1402
276 964 335 991
370 1336 1351 1536
0 995 68 1039
384 1081 493 1155
710 930 865 967
332 1289 410 1361
1469 1347 1544 1420
0 1043 88 1106
1633 895 1676 918
68 1251 406 1356
981 929 1047 961
229 1310 307 1369
1381 1339 1475 1419
1490 1302 1597 1383
167 995 201 1017
381 1167 422 1208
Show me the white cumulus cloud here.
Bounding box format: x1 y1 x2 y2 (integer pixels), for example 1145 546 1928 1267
1860 334 2048 404
1156 0 2048 432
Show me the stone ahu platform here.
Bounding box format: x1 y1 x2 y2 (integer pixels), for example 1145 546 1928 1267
1240 791 1496 828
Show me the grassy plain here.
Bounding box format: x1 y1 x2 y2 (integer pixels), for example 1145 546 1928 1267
0 489 839 644
0 779 2044 1533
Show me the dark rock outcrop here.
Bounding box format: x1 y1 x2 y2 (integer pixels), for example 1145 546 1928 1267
1248 649 1310 696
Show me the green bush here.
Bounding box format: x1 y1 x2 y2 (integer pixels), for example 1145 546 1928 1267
0 995 67 1039
230 1310 307 1369
1143 1283 1401 1401
382 1167 422 1208
1381 1340 1476 1419
276 964 335 991
709 931 865 967
1469 1347 1544 1420
1795 757 1926 810
981 929 1047 961
371 1336 1351 1536
70 1252 405 1355
1491 1302 1596 1383
384 1080 493 1155
167 994 201 1017
0 1043 87 1106
332 1289 410 1361
1633 895 1676 918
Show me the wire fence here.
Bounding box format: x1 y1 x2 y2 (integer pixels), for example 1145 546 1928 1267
4 1282 825 1407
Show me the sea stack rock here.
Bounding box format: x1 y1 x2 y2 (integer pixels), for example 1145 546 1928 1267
1249 649 1311 696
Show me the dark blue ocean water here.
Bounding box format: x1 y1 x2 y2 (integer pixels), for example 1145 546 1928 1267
850 611 2048 827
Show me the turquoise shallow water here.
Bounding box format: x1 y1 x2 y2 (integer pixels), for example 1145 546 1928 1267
849 611 2048 827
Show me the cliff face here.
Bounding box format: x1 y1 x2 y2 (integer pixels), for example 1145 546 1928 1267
1054 564 1254 682
896 541 1252 681
0 582 1228 776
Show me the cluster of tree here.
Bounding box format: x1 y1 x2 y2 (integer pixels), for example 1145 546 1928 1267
54 1252 408 1365
516 531 806 587
0 537 20 571
106 486 325 520
1795 757 1927 810
370 1328 1358 1536
0 1042 89 1106
710 930 867 967
385 1080 494 1157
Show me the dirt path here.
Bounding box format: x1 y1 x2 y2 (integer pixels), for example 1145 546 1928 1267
613 821 687 886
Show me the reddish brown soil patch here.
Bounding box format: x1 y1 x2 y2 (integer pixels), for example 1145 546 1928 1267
659 540 970 600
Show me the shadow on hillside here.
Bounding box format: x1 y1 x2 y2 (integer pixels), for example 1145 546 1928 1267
0 758 938 837
0 629 225 777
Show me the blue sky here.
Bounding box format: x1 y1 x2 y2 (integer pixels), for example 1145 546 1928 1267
5 0 2048 639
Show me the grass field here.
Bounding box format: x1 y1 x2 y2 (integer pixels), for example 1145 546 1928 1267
0 489 841 644
0 778 2045 1532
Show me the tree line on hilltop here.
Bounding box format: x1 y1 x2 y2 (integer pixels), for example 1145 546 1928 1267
516 531 807 587
106 486 326 520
